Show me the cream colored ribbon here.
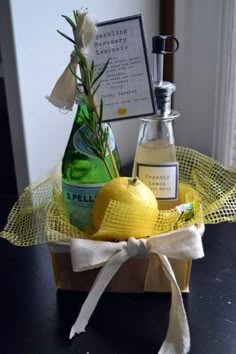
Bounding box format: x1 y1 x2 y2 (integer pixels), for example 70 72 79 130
69 225 205 354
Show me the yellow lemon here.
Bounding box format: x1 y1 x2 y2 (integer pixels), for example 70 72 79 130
92 177 158 240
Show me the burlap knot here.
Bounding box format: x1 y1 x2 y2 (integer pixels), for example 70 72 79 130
127 237 148 257
69 224 205 354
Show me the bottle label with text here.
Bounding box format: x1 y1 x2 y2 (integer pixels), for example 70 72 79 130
137 162 179 200
62 180 105 230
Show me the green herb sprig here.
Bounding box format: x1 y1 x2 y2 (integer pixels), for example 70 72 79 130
58 11 119 179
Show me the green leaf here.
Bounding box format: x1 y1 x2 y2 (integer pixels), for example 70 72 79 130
92 84 100 97
91 114 97 131
89 61 94 82
73 10 79 24
74 46 87 69
62 15 76 30
91 112 97 129
69 65 82 82
76 85 83 96
103 128 109 155
82 94 92 108
57 30 75 44
99 99 103 123
91 59 109 87
79 130 101 157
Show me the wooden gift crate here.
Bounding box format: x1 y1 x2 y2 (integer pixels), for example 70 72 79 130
49 242 191 293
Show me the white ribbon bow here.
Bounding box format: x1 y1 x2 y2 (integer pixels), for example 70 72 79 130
69 225 205 354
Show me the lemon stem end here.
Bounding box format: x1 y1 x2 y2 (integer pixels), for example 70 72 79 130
128 177 139 186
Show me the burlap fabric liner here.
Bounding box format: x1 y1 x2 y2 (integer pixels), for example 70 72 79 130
1 147 235 246
1 147 236 354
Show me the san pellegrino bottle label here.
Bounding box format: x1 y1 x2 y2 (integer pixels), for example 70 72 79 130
137 162 179 200
74 123 115 157
62 181 105 230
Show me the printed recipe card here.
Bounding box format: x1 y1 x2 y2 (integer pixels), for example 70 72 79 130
87 15 155 121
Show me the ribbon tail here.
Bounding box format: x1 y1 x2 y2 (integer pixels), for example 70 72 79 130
158 255 190 354
70 249 130 339
46 60 77 111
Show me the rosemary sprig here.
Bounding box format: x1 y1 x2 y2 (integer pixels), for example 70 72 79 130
58 11 119 179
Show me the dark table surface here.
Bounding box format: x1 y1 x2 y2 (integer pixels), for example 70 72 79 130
0 222 235 354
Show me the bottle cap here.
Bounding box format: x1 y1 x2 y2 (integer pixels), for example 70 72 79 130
155 81 176 116
152 35 179 54
152 35 179 116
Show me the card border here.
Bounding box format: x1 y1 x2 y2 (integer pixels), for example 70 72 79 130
137 162 179 200
96 14 155 122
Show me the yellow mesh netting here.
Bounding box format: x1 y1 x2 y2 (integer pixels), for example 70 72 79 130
0 146 235 246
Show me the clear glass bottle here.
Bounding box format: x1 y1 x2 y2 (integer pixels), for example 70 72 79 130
132 113 179 210
62 102 120 231
132 35 180 210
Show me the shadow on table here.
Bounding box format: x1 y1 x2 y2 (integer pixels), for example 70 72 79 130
56 290 172 354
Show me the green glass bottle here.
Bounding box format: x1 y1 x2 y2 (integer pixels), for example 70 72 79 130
62 103 120 232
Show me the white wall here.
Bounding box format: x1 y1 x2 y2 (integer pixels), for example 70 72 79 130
174 0 221 156
6 0 159 190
